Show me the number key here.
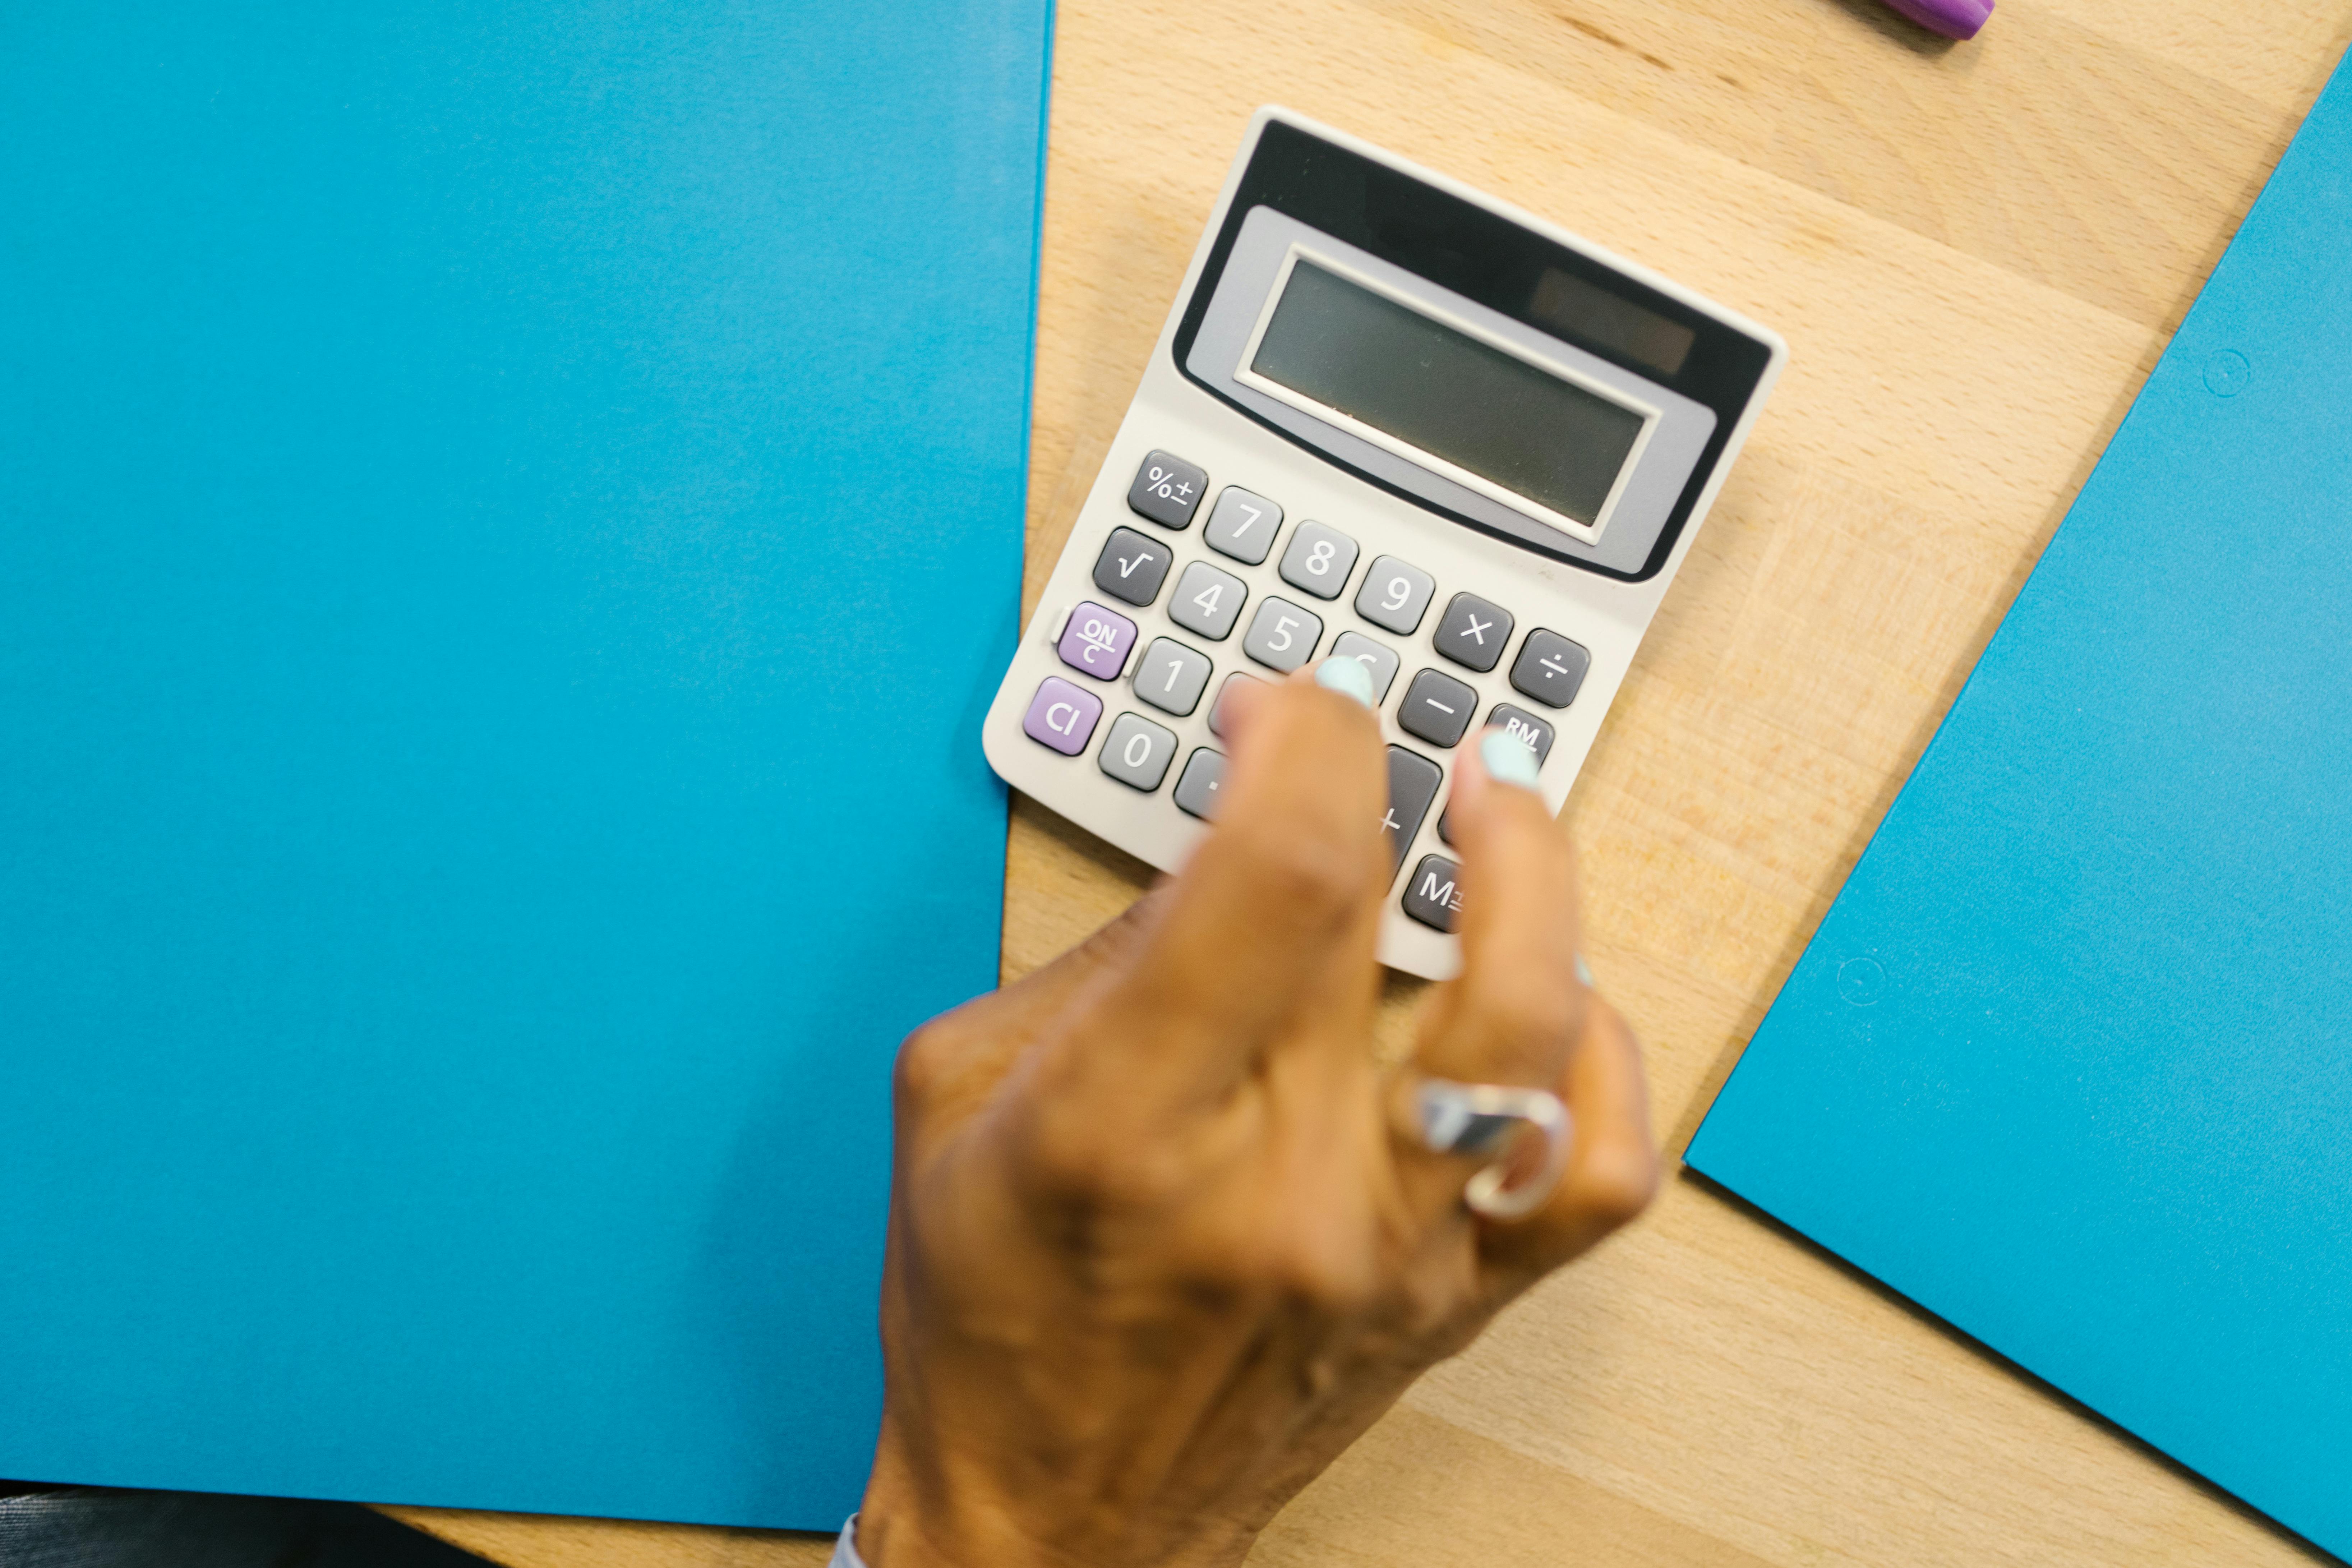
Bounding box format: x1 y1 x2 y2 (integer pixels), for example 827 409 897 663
1168 560 1247 641
1242 596 1324 673
1354 555 1435 636
1278 520 1360 601
1204 486 1283 565
1133 636 1213 717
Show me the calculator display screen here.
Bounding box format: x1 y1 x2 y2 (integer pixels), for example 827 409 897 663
1249 259 1648 529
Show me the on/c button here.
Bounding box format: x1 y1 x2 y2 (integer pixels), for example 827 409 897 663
1022 675 1103 756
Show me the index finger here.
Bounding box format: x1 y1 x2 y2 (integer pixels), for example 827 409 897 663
1088 666 1390 1106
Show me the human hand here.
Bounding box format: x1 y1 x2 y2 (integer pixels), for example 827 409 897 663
853 665 1657 1568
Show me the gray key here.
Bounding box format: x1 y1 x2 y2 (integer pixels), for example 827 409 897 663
1169 559 1246 641
1399 668 1477 747
1433 591 1514 673
1278 520 1360 600
1353 555 1435 636
1485 702 1556 764
1382 747 1443 874
1173 748 1227 819
1203 486 1283 565
1097 711 1177 792
1091 526 1173 607
1242 596 1323 672
1208 672 1263 739
1509 628 1591 709
1328 631 1400 704
1133 636 1212 717
1127 449 1207 529
1402 854 1465 932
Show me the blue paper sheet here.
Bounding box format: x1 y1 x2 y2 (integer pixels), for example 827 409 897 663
0 1 1050 1529
1688 53 2352 1561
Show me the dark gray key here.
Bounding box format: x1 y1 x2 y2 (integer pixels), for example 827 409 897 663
1173 747 1227 820
1127 449 1207 529
1277 520 1359 600
1439 705 1559 844
1134 636 1212 717
1402 854 1465 932
1509 628 1591 709
1242 596 1322 672
1485 702 1556 764
1328 631 1399 703
1203 486 1283 564
1399 668 1477 748
1382 747 1443 874
1433 591 1514 672
1353 555 1435 636
1091 526 1173 607
1169 559 1246 641
1207 672 1263 739
1098 711 1178 791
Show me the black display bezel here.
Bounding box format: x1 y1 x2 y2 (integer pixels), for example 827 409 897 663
1172 119 1775 583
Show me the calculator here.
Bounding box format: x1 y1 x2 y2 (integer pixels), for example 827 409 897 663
981 109 1786 979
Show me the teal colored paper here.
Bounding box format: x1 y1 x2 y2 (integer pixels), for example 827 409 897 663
0 2 1049 1529
1689 54 2352 1561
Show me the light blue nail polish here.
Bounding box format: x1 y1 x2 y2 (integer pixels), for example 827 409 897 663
1480 728 1541 789
1574 953 1596 988
1314 655 1375 708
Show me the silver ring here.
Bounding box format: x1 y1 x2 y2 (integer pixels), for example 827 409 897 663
1415 1078 1573 1221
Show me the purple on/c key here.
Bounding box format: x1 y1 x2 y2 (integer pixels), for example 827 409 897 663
1874 0 1992 39
1057 600 1138 680
1023 676 1103 756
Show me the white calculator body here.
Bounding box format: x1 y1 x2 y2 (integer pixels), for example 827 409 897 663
983 109 1786 979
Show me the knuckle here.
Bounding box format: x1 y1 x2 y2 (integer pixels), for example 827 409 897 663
1573 1137 1660 1228
892 1016 963 1111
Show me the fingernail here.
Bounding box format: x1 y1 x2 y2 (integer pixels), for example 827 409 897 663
1480 729 1541 789
1314 656 1375 708
1574 953 1595 988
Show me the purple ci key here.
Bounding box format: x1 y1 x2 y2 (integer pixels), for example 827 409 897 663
1023 677 1103 756
1057 601 1138 680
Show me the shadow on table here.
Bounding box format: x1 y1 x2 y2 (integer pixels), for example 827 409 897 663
0 1486 492 1568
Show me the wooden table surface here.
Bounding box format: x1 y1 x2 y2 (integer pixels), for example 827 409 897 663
399 2 2352 1563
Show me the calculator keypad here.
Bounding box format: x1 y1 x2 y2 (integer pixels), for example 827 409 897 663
1169 561 1247 641
1024 677 1103 755
1059 601 1138 680
1023 444 1610 952
1399 668 1477 748
1093 527 1174 607
1128 450 1207 529
1355 555 1435 636
1433 592 1514 673
1509 628 1591 709
1243 596 1324 672
1134 637 1213 717
1278 520 1360 600
1204 486 1283 564
1099 712 1179 791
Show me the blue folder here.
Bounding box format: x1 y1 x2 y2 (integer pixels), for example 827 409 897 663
0 2 1050 1530
1688 54 2352 1560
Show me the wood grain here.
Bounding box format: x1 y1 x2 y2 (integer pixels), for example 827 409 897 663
398 1 2352 1563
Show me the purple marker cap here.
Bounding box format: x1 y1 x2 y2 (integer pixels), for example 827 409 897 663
1876 0 1992 40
